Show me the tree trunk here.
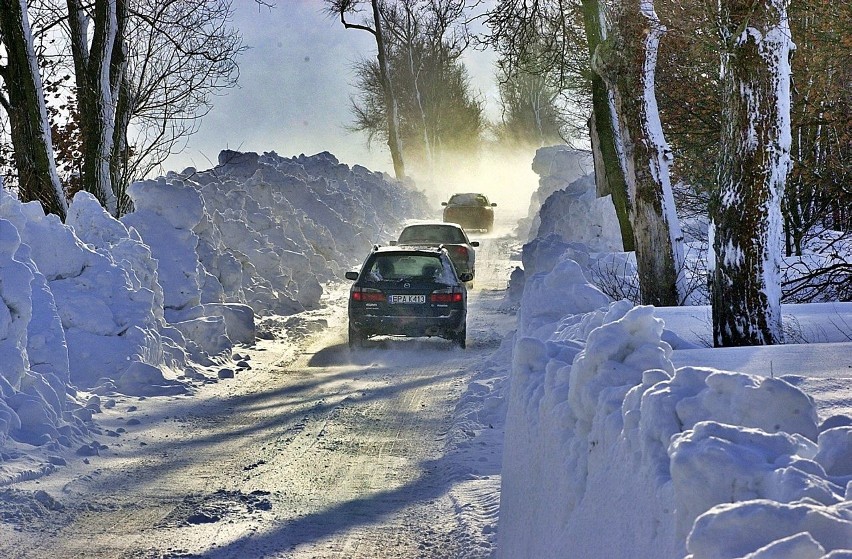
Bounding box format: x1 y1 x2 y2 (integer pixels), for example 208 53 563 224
372 0 406 180
602 0 686 306
582 0 635 252
711 0 793 346
0 0 68 220
67 0 119 215
109 0 132 215
406 37 433 180
111 74 133 215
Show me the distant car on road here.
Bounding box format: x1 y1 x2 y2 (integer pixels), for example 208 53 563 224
345 245 470 348
390 222 478 279
441 193 496 232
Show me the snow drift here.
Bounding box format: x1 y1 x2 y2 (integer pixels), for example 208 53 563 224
0 151 428 482
496 146 852 558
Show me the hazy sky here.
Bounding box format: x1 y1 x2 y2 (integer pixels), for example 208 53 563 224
163 0 499 176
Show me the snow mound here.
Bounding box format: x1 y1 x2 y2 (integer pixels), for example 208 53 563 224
517 146 595 240
500 256 850 557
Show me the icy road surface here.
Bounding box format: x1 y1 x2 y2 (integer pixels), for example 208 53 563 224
0 227 519 559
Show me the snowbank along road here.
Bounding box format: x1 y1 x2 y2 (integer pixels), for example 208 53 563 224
0 221 519 558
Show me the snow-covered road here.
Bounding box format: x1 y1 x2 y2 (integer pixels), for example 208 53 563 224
0 226 518 558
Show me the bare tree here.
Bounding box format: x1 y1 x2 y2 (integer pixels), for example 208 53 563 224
784 0 851 256
0 0 68 219
347 0 482 178
62 0 244 216
327 0 407 179
0 0 245 216
380 0 474 176
495 62 563 148
120 0 244 197
711 0 794 346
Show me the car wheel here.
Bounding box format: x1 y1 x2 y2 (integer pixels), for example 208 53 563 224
454 325 467 349
348 324 364 349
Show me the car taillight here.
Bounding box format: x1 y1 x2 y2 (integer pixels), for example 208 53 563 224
451 246 469 259
430 289 463 303
352 287 384 302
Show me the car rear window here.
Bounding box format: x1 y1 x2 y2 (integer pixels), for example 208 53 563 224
398 225 465 244
365 254 454 283
448 193 488 206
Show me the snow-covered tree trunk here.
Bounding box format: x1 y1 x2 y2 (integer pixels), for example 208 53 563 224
602 0 686 306
0 0 68 220
332 0 406 180
108 0 132 215
633 1 687 306
583 0 635 252
67 0 120 216
711 0 793 346
110 75 132 214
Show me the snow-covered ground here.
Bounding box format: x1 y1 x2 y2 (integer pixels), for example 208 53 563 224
1 145 850 558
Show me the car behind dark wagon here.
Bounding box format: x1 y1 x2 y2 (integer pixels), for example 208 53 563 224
345 245 470 348
391 221 478 280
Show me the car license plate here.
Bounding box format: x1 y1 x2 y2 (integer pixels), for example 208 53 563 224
388 294 426 304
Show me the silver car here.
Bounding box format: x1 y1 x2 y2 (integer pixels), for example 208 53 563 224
391 222 478 279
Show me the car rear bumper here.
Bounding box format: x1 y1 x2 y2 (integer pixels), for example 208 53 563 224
442 209 493 229
350 310 465 338
451 261 474 277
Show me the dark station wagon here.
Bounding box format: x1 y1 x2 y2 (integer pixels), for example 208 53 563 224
345 246 471 348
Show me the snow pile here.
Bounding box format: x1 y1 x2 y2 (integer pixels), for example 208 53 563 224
516 146 595 240
121 176 249 364
510 147 634 306
496 146 852 557
0 193 90 461
168 150 427 316
533 174 622 253
0 153 428 481
499 256 852 558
